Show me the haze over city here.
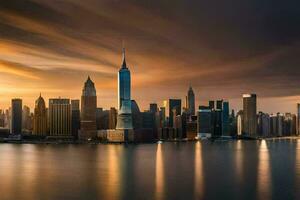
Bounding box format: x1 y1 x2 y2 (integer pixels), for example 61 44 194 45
1 0 300 113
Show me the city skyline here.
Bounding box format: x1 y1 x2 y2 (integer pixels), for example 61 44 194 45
1 0 300 113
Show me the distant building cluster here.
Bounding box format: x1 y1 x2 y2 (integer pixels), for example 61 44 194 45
0 49 299 142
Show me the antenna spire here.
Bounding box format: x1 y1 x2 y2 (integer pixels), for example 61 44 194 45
122 46 127 69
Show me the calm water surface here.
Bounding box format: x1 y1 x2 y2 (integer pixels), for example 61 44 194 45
1 139 300 200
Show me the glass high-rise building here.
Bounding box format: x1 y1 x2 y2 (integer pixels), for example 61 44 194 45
116 48 133 130
71 99 80 139
242 94 257 136
11 98 22 135
222 101 230 136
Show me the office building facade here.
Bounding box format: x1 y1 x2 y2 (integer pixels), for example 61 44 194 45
33 95 47 136
242 94 257 136
11 98 22 135
80 76 97 139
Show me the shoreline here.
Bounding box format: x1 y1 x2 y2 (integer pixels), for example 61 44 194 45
0 136 299 145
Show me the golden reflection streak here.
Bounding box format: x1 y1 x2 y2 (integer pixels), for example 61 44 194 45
106 145 120 200
155 143 164 200
257 140 271 200
0 145 15 200
21 145 38 200
235 140 243 183
194 141 204 199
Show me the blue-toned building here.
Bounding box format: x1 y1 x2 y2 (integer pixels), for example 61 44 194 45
222 101 230 136
116 48 133 130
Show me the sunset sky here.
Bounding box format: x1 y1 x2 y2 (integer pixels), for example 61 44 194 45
1 0 300 113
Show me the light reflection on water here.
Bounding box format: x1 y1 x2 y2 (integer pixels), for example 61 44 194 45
257 140 271 200
155 143 164 200
0 140 300 200
235 140 243 184
194 141 203 199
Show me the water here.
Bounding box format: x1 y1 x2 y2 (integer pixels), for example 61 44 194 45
0 139 300 200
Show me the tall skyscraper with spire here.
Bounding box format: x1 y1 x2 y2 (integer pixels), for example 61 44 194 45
187 86 195 116
79 76 97 139
116 48 133 130
33 94 47 136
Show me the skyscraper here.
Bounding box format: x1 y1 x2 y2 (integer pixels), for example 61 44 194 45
242 94 257 136
71 99 80 139
22 105 31 131
150 103 158 114
257 112 270 137
109 107 117 129
216 100 223 110
11 98 22 135
222 101 229 136
237 110 243 136
116 48 133 130
131 100 142 129
197 109 212 138
159 107 166 127
297 104 300 135
33 94 47 136
80 76 97 140
208 101 215 110
187 86 195 116
96 108 109 130
49 98 71 137
168 99 181 127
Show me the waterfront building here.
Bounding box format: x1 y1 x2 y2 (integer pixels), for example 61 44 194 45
283 113 296 136
292 114 297 135
71 99 80 138
209 100 215 110
116 48 133 130
168 99 181 127
277 113 284 136
49 98 71 137
33 94 47 136
297 104 300 135
197 109 212 138
4 109 11 129
187 86 195 116
237 110 243 136
269 113 284 136
96 108 109 130
159 107 166 127
108 107 117 129
257 112 270 137
222 101 229 136
80 76 97 139
242 94 257 136
11 98 22 135
22 105 31 131
131 100 142 129
216 100 223 110
186 121 197 139
211 109 222 136
229 109 237 136
0 110 5 127
150 103 158 114
270 114 277 136
141 111 155 129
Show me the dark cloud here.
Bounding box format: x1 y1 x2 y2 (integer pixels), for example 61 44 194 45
0 0 300 112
